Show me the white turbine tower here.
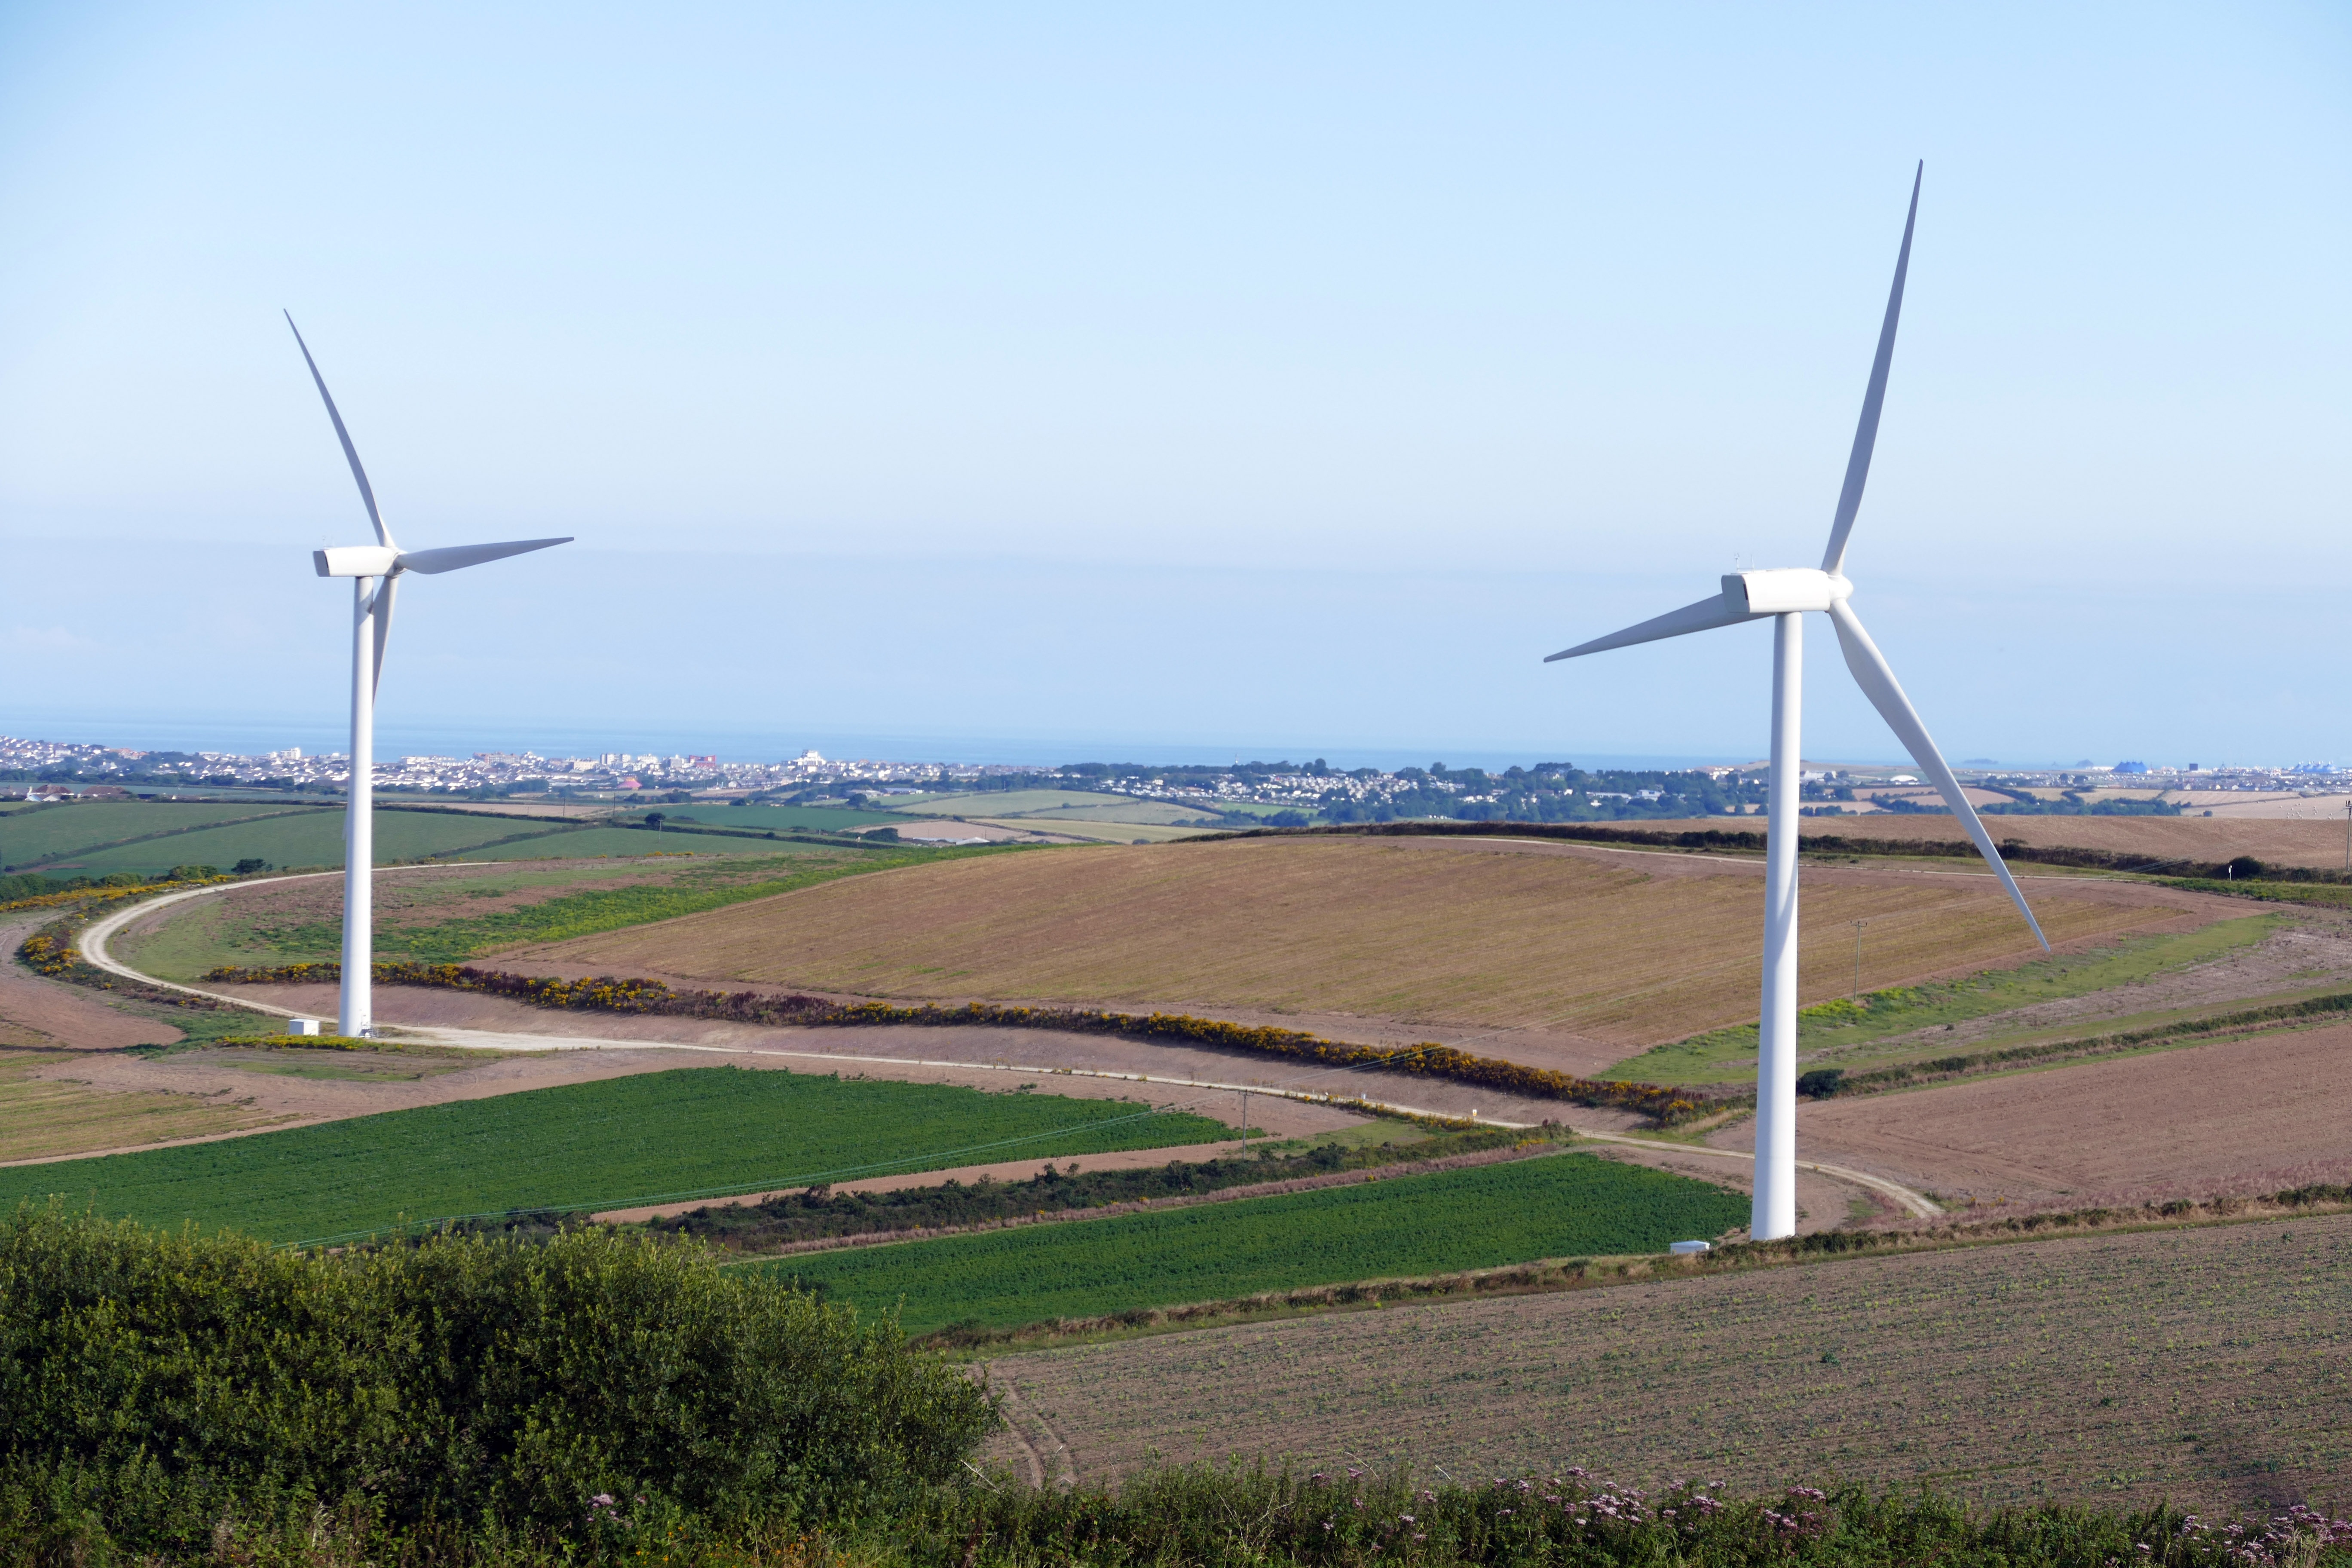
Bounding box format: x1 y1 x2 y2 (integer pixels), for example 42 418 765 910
287 314 571 1038
1543 165 2046 1240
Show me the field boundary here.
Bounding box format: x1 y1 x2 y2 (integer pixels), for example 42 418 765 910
1198 818 2334 882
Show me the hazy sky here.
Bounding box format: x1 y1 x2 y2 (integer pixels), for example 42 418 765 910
4 4 2346 768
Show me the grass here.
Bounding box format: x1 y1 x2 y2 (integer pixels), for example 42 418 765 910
986 818 1219 843
35 809 542 876
536 836 2236 1047
0 1050 300 1163
751 1152 1747 1333
630 802 906 831
885 789 1152 819
0 802 331 871
1601 915 2282 1083
121 845 1020 975
0 1066 1235 1243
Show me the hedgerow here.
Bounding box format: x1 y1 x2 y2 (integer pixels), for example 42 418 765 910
0 1206 992 1557
201 961 1718 1125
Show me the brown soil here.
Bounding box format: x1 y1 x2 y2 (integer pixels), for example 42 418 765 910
511 837 2243 1060
977 1214 2352 1514
1718 1022 2352 1208
1656 812 2352 870
0 1049 299 1162
0 912 182 1051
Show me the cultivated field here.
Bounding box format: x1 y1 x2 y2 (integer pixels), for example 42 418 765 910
0 1049 298 1162
1748 1020 2352 1209
981 1214 2352 1514
113 847 913 976
759 1152 1749 1333
1701 812 2352 870
0 1066 1234 1243
633 802 904 831
522 836 2244 1057
0 797 907 880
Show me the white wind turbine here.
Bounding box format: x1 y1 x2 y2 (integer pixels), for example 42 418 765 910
287 314 571 1038
1544 166 2046 1240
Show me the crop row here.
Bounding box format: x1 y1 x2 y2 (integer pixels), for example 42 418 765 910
756 1151 1750 1334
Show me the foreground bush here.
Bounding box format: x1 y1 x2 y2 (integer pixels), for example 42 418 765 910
0 1206 992 1556
906 1467 2352 1568
8 1459 2346 1567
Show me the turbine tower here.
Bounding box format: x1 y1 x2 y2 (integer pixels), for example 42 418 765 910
287 314 571 1038
1543 165 2046 1241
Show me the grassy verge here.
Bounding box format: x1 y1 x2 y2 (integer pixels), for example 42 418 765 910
1602 915 2279 1083
746 1151 1748 1334
0 1065 1234 1244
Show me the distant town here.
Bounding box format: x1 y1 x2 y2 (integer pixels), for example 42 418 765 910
5 733 2347 824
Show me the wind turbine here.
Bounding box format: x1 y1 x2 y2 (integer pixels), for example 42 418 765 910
287 313 571 1038
1542 165 2046 1241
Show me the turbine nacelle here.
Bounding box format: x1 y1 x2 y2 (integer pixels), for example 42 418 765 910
1725 568 1852 616
313 538 571 579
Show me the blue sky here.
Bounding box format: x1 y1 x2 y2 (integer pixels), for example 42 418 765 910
3 4 2346 768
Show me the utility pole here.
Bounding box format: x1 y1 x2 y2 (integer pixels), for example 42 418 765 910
1851 918 1868 1000
2342 800 2349 873
1240 1090 1250 1155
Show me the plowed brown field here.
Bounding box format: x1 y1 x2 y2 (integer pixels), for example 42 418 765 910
1733 1021 2352 1208
1736 813 2352 870
981 1215 2352 1514
525 837 2242 1051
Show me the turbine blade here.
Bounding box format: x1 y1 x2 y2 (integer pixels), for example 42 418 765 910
1819 162 1921 578
393 536 573 575
371 575 397 698
284 312 397 551
1544 590 1761 662
1828 598 2048 949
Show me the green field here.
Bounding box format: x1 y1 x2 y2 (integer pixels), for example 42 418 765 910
757 1152 1748 1332
0 800 861 879
125 845 1007 974
886 789 1187 821
0 802 333 871
643 803 903 832
1601 915 2283 1083
0 1067 1235 1244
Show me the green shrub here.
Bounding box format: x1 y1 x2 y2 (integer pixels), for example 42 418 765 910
1797 1067 1846 1098
0 1206 993 1555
